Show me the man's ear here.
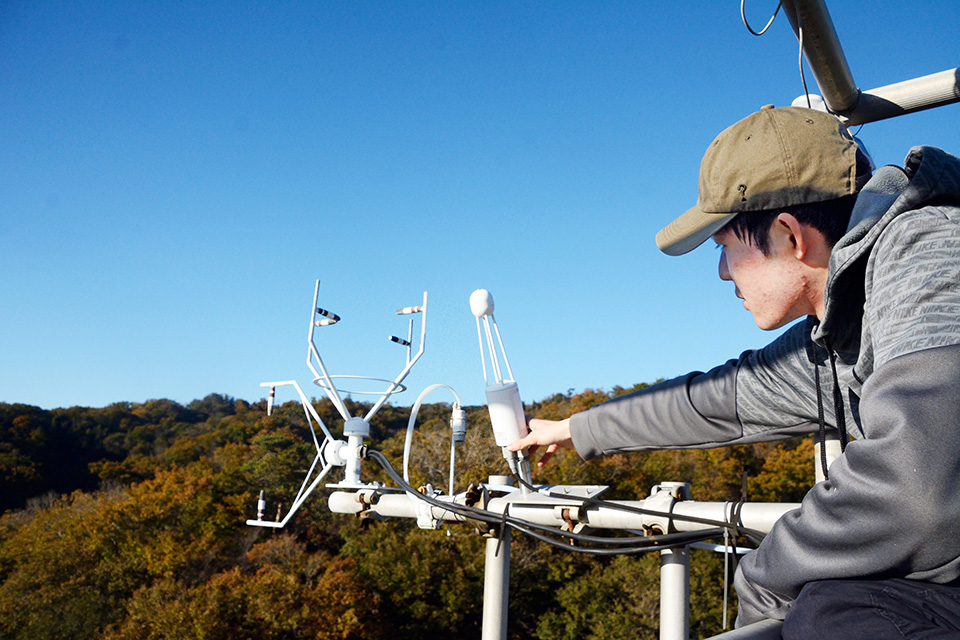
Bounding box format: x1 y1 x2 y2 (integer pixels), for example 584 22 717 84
775 212 832 267
774 212 807 259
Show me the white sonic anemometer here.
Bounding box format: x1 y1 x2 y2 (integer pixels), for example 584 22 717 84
247 280 428 528
470 288 533 489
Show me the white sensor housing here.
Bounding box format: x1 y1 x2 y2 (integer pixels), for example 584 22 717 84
485 381 529 447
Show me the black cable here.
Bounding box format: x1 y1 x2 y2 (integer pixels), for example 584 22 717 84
510 520 728 556
515 472 766 546
368 449 698 548
365 449 734 553
741 0 782 36
808 329 832 481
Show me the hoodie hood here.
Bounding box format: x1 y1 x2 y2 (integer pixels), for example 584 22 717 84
813 146 960 351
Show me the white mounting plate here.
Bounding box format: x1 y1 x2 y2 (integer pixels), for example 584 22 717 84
497 484 610 505
536 484 609 499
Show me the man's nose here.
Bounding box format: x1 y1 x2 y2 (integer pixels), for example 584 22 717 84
718 253 731 281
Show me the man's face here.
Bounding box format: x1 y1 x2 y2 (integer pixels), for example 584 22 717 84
712 225 811 331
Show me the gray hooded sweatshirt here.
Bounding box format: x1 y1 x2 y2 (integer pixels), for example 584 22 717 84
569 146 960 626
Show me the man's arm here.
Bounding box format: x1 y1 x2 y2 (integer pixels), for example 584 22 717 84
567 319 829 460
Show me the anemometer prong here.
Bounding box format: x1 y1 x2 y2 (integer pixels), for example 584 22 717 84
314 308 341 327
306 281 351 421
362 291 427 422
315 307 340 323
396 305 424 315
389 303 420 362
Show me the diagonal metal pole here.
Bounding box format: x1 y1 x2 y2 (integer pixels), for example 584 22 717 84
782 0 959 125
782 0 858 113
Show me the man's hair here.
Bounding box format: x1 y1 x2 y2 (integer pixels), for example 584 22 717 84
726 147 874 254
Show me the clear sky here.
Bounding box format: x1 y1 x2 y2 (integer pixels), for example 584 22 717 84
2 1 958 412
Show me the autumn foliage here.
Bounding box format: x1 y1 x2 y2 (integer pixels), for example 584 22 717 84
0 388 814 639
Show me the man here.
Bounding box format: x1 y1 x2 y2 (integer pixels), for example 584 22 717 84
510 105 960 637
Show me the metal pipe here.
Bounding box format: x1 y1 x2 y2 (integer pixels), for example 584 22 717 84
482 530 510 640
660 547 690 640
782 1 959 125
843 69 960 126
781 0 859 113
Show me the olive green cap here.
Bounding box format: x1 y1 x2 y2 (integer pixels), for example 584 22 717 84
656 105 859 256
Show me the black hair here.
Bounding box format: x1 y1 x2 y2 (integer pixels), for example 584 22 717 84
726 147 874 255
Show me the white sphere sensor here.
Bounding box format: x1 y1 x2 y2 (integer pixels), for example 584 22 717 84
470 288 495 318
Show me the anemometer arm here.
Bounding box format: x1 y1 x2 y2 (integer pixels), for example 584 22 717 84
246 380 344 528
364 291 427 422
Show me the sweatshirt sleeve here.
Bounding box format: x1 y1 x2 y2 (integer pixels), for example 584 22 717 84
735 206 960 625
570 319 828 460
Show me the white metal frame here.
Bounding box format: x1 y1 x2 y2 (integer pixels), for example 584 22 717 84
247 280 428 528
327 479 803 640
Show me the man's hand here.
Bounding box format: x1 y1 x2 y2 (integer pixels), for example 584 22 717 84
508 418 573 468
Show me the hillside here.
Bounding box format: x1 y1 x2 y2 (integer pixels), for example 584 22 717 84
0 388 814 639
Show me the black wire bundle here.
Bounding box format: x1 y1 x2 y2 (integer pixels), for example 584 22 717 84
364 448 763 555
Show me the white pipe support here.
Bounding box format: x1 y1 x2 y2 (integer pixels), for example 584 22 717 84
664 501 798 535
449 436 457 498
328 491 468 523
567 500 798 534
328 491 365 515
482 529 510 640
415 490 445 530
641 489 679 535
342 435 365 486
660 546 690 640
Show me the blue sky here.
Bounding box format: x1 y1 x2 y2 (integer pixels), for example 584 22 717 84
2 1 958 412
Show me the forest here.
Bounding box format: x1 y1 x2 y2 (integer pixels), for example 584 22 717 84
0 385 815 640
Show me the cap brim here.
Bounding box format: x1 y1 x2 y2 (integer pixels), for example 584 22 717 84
655 205 738 256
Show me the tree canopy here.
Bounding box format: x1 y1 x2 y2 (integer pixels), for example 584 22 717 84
0 388 813 639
